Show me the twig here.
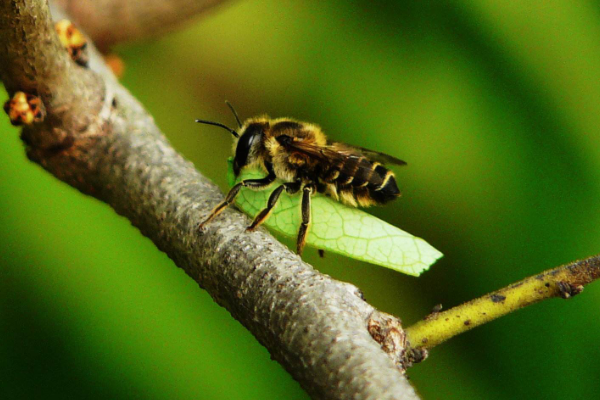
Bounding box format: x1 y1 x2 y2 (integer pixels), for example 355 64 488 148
405 255 600 350
0 1 419 399
52 0 232 51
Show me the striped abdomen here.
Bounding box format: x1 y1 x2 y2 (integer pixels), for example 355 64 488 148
318 156 401 207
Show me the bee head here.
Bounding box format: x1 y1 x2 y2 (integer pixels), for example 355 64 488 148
196 102 268 176
233 121 269 176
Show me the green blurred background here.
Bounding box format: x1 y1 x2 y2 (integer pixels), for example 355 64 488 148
2 1 600 399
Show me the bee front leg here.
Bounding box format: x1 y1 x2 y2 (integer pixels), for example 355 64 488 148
247 180 302 231
198 173 275 231
296 184 315 256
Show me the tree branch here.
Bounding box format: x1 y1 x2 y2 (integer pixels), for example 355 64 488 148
0 1 418 399
52 0 232 51
0 0 104 155
405 254 600 350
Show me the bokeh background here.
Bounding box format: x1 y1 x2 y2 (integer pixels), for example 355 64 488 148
2 1 600 399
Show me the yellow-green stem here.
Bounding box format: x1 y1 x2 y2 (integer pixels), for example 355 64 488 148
405 255 600 350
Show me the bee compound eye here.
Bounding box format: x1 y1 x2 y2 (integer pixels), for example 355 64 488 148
235 128 262 171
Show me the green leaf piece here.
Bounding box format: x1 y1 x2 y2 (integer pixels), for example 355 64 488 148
227 158 442 276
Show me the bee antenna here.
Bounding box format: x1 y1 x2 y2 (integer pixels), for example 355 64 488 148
195 119 239 138
225 100 242 128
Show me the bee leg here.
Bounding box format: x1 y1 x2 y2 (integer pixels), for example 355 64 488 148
198 183 243 231
246 185 285 232
198 174 275 231
247 180 302 231
296 184 314 256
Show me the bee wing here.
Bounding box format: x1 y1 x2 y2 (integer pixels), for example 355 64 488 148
281 138 405 167
282 139 348 164
329 142 407 166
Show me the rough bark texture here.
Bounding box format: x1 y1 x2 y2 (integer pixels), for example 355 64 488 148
52 0 232 51
0 1 418 399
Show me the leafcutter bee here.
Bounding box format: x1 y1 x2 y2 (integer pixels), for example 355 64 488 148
197 102 406 256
